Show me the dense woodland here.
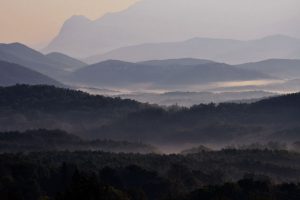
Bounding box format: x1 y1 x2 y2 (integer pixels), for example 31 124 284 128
1 85 300 144
0 129 157 153
1 85 300 199
1 150 300 200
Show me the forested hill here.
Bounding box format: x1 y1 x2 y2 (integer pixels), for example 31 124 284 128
0 84 144 111
103 93 300 143
2 150 300 200
2 84 299 113
0 129 157 153
1 85 300 144
0 85 150 139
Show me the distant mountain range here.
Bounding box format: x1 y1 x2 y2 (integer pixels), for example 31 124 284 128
0 43 86 79
0 61 63 87
1 42 300 95
67 59 271 89
237 59 300 79
85 35 300 64
43 0 300 58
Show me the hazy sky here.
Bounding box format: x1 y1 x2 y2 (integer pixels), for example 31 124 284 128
0 0 138 47
1 0 299 49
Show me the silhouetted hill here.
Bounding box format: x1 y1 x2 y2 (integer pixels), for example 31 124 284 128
85 35 300 64
46 52 87 71
0 85 147 137
104 92 300 143
0 61 63 87
68 60 271 88
180 145 212 155
0 84 143 111
0 129 157 153
1 85 300 145
0 43 86 79
237 59 300 79
0 43 65 78
1 149 300 200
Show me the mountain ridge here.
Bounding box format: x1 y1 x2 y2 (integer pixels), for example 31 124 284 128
0 60 63 87
0 85 300 144
44 0 300 58
0 42 85 79
67 59 272 89
85 35 300 64
46 52 87 71
237 58 300 79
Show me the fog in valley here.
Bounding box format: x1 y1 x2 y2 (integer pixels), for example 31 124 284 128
1 1 300 199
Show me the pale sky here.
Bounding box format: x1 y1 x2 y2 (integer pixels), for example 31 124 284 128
0 0 138 47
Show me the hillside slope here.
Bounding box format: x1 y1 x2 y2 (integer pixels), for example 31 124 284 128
0 85 299 144
0 61 63 87
0 43 85 79
237 59 300 79
68 60 271 89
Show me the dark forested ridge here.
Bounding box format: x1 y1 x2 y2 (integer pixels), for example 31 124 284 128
1 86 300 199
0 84 144 112
0 150 300 200
98 92 300 143
0 129 157 153
1 85 300 144
0 84 150 140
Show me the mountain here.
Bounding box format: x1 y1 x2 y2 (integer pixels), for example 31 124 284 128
85 35 300 64
68 60 272 89
0 61 63 87
0 85 146 137
237 59 300 79
0 43 85 79
45 52 87 71
44 0 300 58
1 85 300 145
97 92 300 143
0 43 65 78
